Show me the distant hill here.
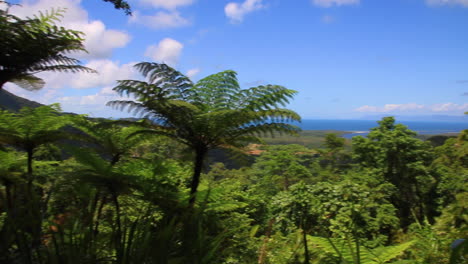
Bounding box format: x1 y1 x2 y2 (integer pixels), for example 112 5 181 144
0 89 43 111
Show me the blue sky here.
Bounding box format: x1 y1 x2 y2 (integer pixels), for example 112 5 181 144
3 0 468 119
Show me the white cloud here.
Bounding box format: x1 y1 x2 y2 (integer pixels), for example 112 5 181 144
355 103 425 112
383 103 425 112
426 0 468 7
225 0 265 23
312 0 360 7
431 103 468 112
355 105 379 112
70 60 138 89
186 68 200 78
8 0 131 59
34 60 138 89
75 21 130 58
129 10 191 29
5 83 132 117
57 86 121 106
55 86 131 117
355 103 468 113
145 38 184 66
140 0 195 10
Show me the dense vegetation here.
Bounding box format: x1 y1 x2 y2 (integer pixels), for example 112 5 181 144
0 3 466 264
0 99 467 264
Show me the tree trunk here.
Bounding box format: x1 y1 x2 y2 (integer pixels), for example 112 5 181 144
27 148 33 180
111 191 123 263
303 225 310 264
189 147 207 206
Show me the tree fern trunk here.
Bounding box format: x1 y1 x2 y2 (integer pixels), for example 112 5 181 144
189 147 207 206
303 227 310 264
27 148 33 181
112 191 123 263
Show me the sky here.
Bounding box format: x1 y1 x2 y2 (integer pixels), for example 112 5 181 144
2 0 468 120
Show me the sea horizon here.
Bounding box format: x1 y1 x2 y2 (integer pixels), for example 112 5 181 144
293 119 467 137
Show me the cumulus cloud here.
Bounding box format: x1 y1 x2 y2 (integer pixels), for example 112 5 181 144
355 103 468 113
8 0 131 59
32 60 138 90
426 0 468 7
70 60 138 89
75 21 130 58
129 10 191 29
57 86 121 106
54 86 132 117
225 0 265 23
145 38 184 66
5 83 134 117
140 0 195 10
186 68 200 78
312 0 360 7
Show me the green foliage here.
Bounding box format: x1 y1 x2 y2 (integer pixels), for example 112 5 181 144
308 236 414 264
271 181 398 243
254 145 314 193
432 130 468 210
353 117 435 227
0 92 464 263
324 133 346 152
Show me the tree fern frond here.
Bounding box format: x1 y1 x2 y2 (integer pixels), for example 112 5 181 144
133 62 193 98
368 240 415 263
0 6 93 90
10 74 45 90
239 85 297 110
107 100 149 117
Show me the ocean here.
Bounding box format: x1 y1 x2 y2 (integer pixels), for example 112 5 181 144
294 119 467 138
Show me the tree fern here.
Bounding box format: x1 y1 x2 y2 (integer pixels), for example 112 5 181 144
0 6 95 90
0 104 70 176
107 62 301 205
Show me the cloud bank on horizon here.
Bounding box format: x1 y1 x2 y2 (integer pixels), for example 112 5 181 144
2 0 468 119
355 103 468 114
